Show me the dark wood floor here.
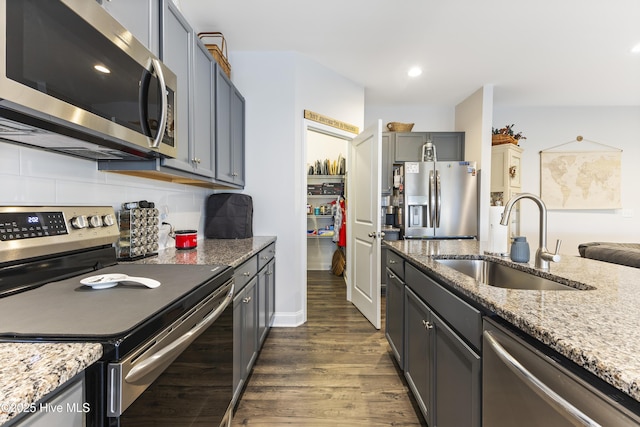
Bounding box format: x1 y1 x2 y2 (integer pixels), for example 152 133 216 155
232 271 426 426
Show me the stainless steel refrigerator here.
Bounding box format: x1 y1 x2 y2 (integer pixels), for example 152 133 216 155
403 161 478 239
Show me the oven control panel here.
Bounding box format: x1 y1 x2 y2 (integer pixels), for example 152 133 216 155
0 206 119 264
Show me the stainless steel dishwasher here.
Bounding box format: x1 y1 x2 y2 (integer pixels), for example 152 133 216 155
483 317 640 427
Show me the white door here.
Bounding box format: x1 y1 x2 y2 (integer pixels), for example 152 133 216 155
347 120 382 329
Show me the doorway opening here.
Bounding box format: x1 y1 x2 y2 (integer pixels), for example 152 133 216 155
302 121 354 323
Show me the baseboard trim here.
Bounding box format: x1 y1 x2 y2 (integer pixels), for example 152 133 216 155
271 310 305 327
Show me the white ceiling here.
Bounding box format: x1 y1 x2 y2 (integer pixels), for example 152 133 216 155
177 0 640 107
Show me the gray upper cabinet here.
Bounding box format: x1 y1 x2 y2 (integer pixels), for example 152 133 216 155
430 132 465 161
381 133 393 194
98 0 244 188
393 133 430 162
382 131 464 195
159 1 194 174
392 132 465 162
160 2 215 178
215 66 245 187
190 39 215 177
99 0 160 56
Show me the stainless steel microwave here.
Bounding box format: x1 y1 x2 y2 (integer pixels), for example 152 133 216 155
0 0 177 160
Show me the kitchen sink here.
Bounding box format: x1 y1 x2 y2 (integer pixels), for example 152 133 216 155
434 259 592 291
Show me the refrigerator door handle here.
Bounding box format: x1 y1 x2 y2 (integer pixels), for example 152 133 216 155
429 170 436 228
435 170 441 227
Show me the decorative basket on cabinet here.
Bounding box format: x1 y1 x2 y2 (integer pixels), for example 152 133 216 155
491 134 518 146
386 122 414 132
197 32 231 78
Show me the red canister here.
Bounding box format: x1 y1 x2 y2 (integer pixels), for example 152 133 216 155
174 230 197 250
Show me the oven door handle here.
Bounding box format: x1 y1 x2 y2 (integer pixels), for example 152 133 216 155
125 283 234 384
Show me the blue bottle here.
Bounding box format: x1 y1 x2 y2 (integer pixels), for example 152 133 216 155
510 236 530 263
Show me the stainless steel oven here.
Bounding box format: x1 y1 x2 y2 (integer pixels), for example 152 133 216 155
0 0 177 160
0 206 233 427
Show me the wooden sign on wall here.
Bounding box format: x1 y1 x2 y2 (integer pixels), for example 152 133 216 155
304 110 359 134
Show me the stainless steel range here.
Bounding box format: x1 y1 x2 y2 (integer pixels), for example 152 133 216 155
0 206 234 427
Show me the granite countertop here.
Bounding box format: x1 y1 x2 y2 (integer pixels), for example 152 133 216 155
0 343 102 425
384 239 640 402
131 236 276 268
0 236 275 426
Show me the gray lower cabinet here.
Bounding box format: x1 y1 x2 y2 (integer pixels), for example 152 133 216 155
258 243 276 345
8 374 85 427
385 250 405 369
233 243 276 404
400 261 481 426
233 276 258 403
385 267 404 367
404 286 434 424
432 308 481 427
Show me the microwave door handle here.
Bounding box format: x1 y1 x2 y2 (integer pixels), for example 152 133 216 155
138 68 152 138
149 59 168 149
484 331 602 427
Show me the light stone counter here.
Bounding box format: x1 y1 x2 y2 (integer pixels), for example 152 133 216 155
0 236 275 426
132 236 277 268
384 239 640 402
0 343 102 425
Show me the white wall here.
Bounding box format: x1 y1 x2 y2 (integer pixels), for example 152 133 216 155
307 131 347 168
231 51 364 326
0 143 210 249
455 85 494 241
493 106 640 255
365 104 454 131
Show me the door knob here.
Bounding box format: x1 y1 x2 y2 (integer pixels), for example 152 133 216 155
368 232 377 238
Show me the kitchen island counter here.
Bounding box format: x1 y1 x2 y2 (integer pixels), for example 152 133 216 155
385 239 640 403
0 343 102 425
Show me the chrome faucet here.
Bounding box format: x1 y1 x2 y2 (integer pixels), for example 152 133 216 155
500 193 562 271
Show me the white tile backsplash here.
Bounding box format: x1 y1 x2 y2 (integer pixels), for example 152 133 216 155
0 143 21 175
1 144 213 244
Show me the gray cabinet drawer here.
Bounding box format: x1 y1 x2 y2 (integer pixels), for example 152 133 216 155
234 256 258 292
406 263 482 351
386 250 404 279
258 242 276 270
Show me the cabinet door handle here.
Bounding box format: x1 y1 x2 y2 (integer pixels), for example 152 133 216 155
422 320 434 330
242 296 252 303
388 273 397 280
243 272 251 277
389 260 397 264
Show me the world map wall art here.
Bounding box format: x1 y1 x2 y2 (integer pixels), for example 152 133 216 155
540 150 622 210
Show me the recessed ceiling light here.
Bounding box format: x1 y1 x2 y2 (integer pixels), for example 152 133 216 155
408 67 422 77
631 43 640 54
94 64 111 74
